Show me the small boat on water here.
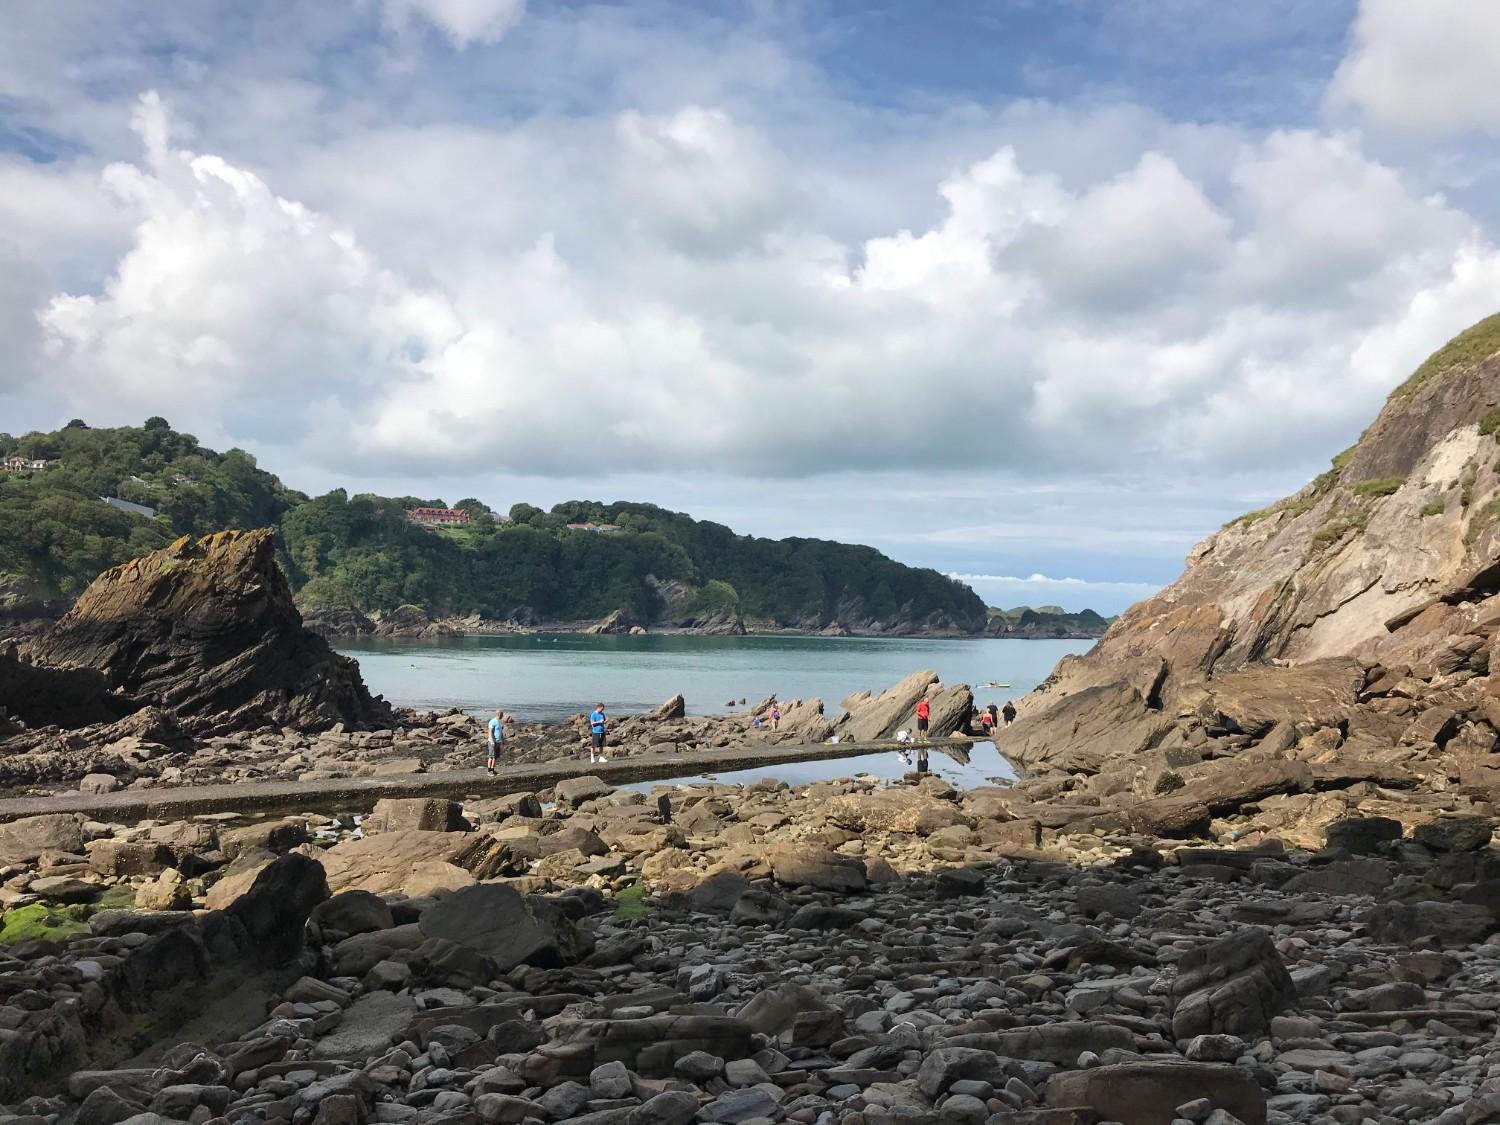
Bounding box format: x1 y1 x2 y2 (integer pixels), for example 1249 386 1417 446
983 681 1011 689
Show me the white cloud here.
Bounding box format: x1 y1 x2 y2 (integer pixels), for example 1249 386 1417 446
1328 0 1500 137
384 0 526 47
948 573 1162 613
948 572 1158 591
29 89 1500 489
39 93 460 435
1011 151 1232 313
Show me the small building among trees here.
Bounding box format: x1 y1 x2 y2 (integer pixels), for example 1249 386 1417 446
406 507 471 526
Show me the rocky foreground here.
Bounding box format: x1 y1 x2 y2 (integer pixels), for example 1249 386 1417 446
5 766 1500 1124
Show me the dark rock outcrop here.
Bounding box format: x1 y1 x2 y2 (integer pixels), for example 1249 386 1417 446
584 608 636 635
299 605 376 638
373 604 458 638
1171 928 1297 1040
21 529 391 734
418 883 587 970
0 640 135 728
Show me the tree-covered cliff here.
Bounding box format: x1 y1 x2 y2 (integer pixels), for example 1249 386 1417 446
0 421 987 633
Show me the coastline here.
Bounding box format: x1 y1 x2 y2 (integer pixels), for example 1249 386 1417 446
313 616 1107 642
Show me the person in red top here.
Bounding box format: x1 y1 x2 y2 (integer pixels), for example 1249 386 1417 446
915 696 931 741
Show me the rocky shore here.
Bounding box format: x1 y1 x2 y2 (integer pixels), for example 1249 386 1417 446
5 768 1500 1124
10 321 1500 1123
295 607 993 642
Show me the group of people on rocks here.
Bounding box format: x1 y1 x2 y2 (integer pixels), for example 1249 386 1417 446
482 700 610 773
981 699 1018 734
479 692 1017 776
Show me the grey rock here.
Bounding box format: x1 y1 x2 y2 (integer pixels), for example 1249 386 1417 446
1171 928 1296 1040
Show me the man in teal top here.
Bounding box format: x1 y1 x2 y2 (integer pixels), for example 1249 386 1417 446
486 709 505 775
589 703 607 763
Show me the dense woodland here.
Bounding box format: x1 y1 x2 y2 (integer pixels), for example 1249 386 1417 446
0 421 988 631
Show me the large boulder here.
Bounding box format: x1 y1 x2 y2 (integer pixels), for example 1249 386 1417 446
1413 815 1494 853
1002 680 1175 773
418 883 586 970
1362 901 1494 947
1045 1061 1267 1125
22 529 391 733
319 830 475 896
0 813 82 864
312 890 395 936
823 790 972 835
765 844 867 892
1171 928 1296 1040
365 798 468 834
1324 816 1404 855
211 853 330 966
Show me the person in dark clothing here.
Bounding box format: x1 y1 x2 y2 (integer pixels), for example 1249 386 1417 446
986 703 1000 730
1002 701 1017 725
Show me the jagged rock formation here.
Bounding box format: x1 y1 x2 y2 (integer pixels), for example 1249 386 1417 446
372 605 459 639
20 529 391 735
584 608 636 635
1011 313 1500 778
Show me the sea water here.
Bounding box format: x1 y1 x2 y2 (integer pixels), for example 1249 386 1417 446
336 632 1090 723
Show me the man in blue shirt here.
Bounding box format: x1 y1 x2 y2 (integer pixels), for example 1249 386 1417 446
486 709 505 776
589 703 607 763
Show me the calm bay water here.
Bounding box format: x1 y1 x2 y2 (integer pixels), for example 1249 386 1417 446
618 741 1024 792
336 633 1091 723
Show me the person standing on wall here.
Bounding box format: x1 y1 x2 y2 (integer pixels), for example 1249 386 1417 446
486 709 506 776
915 696 931 742
589 702 608 764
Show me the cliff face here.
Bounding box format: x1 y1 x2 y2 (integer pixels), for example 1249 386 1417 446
22 529 391 734
1009 313 1500 772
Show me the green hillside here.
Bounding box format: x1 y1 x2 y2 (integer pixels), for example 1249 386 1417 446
0 420 987 633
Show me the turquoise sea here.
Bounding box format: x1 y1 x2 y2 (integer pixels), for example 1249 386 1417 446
336 633 1091 723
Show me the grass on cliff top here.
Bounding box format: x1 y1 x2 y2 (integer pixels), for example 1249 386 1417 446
1389 311 1500 401
1227 468 1339 529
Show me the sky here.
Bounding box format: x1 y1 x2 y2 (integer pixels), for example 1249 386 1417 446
3 0 1500 614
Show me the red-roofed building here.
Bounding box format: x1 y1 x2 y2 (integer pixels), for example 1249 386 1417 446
407 507 471 526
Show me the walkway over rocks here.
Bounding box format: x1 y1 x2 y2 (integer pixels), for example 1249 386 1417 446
0 737 943 823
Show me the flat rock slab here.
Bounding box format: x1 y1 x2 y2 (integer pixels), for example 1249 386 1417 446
311 991 418 1061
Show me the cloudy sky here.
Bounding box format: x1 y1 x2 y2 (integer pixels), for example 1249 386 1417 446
4 1 1500 613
